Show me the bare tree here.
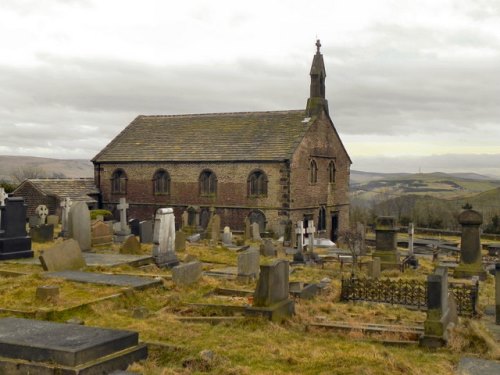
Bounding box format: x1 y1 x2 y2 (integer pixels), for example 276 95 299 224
10 166 48 183
338 228 363 276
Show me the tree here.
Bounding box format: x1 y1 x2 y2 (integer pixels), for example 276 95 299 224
0 180 16 193
338 228 363 276
10 166 48 183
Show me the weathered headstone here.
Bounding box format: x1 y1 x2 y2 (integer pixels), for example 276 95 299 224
246 259 294 321
175 230 186 251
306 220 316 254
30 224 54 243
237 248 260 281
91 221 113 247
68 201 91 251
283 219 293 247
139 220 153 243
260 238 277 257
367 257 381 278
372 216 399 270
35 205 49 225
60 197 72 238
36 285 60 303
420 267 458 348
39 239 86 271
115 198 131 240
129 218 140 236
0 197 33 260
293 220 306 262
152 207 179 267
172 261 202 286
205 213 221 243
29 215 42 228
244 217 251 241
222 226 233 246
454 209 486 280
251 222 261 241
181 210 189 229
496 263 500 325
120 235 142 255
46 215 59 226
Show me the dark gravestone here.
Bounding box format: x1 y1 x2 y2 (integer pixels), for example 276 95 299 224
0 317 147 374
496 263 500 325
372 216 399 270
283 219 293 246
454 209 486 280
246 259 294 321
0 197 33 260
30 224 54 243
129 218 140 236
139 220 153 243
29 215 42 228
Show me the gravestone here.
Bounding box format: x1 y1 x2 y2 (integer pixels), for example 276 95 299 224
293 220 306 262
35 285 60 303
120 235 142 255
152 207 179 267
246 259 294 321
419 267 458 348
0 188 6 230
306 220 316 255
30 224 54 243
60 197 72 238
0 197 33 260
175 230 186 251
244 217 251 241
372 216 400 270
181 210 189 229
172 261 202 286
35 205 49 224
205 213 221 242
222 226 233 246
139 220 153 243
39 239 86 271
283 219 293 247
367 257 381 278
115 198 131 241
260 238 277 257
496 263 500 325
251 222 261 241
454 209 486 280
68 201 91 251
237 248 260 281
91 221 113 247
0 317 147 374
29 215 42 228
46 215 59 226
408 222 415 256
129 218 140 236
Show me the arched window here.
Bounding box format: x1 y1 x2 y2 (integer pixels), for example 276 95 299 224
247 170 268 197
309 160 318 184
111 169 127 194
328 161 336 183
153 169 170 195
318 206 326 231
199 170 217 196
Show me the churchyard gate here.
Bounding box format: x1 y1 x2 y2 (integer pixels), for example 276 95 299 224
340 277 478 317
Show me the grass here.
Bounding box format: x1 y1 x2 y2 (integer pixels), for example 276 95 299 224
0 233 497 374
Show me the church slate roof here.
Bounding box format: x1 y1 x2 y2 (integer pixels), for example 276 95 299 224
14 178 99 203
92 110 316 163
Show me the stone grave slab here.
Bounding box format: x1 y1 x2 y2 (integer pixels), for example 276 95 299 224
204 266 237 279
172 261 202 286
0 317 147 374
456 357 500 375
39 239 86 271
44 270 161 289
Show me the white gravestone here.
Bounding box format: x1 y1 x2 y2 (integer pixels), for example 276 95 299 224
116 198 131 235
222 226 233 245
251 222 262 241
307 220 316 254
152 207 179 267
0 188 7 228
408 222 414 256
35 205 49 225
60 197 72 237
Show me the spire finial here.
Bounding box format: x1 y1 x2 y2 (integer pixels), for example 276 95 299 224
315 39 321 54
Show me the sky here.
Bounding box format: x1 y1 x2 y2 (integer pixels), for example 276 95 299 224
1 0 499 176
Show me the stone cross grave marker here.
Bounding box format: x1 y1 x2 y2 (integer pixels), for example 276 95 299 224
306 220 316 254
152 207 179 267
60 197 72 238
35 205 49 225
117 198 131 235
408 222 414 256
293 220 306 262
0 187 7 228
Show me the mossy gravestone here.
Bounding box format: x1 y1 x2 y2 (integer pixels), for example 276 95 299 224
372 216 399 270
175 230 186 252
120 235 142 255
39 239 86 272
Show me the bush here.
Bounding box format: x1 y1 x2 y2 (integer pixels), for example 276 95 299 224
90 209 113 221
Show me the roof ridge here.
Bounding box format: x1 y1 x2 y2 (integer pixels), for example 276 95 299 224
138 109 304 119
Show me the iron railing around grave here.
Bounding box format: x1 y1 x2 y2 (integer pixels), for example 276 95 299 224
340 277 478 317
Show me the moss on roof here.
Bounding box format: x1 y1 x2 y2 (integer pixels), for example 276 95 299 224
92 111 315 163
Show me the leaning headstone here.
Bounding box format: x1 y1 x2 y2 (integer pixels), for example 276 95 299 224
0 197 33 260
91 221 113 247
222 226 233 246
59 197 72 238
35 205 49 225
115 197 131 241
120 235 142 255
152 207 179 267
260 238 277 257
419 267 458 348
172 261 202 286
372 216 399 270
46 215 59 226
454 209 486 280
246 259 294 321
251 222 261 241
129 218 140 236
175 230 186 252
39 239 86 271
30 224 54 243
496 263 500 325
68 201 91 251
139 220 153 243
237 248 260 281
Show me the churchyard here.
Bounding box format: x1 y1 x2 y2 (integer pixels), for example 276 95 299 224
0 196 499 374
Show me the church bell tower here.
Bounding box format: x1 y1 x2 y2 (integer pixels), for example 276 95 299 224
306 40 329 116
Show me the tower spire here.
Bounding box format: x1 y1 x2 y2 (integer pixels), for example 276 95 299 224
306 39 329 116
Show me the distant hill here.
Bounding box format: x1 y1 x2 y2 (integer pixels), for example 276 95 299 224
0 155 93 182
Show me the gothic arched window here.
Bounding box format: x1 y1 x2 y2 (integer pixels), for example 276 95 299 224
199 170 217 196
111 169 127 194
309 160 318 184
248 170 268 197
329 161 336 183
153 169 170 195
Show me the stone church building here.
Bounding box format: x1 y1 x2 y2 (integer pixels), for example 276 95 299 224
92 41 351 241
